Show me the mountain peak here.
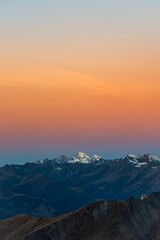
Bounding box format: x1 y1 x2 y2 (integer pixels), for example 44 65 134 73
36 158 49 165
67 151 102 164
126 153 160 168
76 151 90 159
67 151 91 164
142 153 160 161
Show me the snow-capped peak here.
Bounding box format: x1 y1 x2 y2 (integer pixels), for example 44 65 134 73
36 158 49 165
126 153 160 168
147 154 160 162
92 155 102 160
35 152 103 165
67 152 102 164
76 151 91 160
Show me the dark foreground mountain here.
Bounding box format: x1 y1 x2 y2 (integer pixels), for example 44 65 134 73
1 152 160 219
1 192 160 240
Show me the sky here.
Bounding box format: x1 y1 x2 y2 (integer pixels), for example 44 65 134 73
0 0 160 165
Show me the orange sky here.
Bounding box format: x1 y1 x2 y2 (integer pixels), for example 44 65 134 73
1 57 160 148
0 0 160 163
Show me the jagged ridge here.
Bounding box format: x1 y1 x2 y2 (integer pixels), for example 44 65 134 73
1 192 160 240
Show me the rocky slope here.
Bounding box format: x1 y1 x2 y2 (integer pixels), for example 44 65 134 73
1 152 160 219
1 192 160 240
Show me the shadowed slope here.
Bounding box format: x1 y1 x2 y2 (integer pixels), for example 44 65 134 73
1 193 160 240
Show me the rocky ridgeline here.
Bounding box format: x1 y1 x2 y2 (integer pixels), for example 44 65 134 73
1 192 160 240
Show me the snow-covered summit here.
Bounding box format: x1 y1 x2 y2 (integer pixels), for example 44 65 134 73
35 152 102 165
92 155 102 161
36 158 49 165
67 151 102 164
126 153 160 168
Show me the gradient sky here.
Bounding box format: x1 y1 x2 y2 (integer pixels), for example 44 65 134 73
0 0 160 165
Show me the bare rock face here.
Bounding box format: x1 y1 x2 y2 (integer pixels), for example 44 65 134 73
23 193 160 240
1 193 160 240
24 200 123 240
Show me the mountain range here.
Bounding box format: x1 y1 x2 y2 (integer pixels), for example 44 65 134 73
1 151 160 219
1 192 160 240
